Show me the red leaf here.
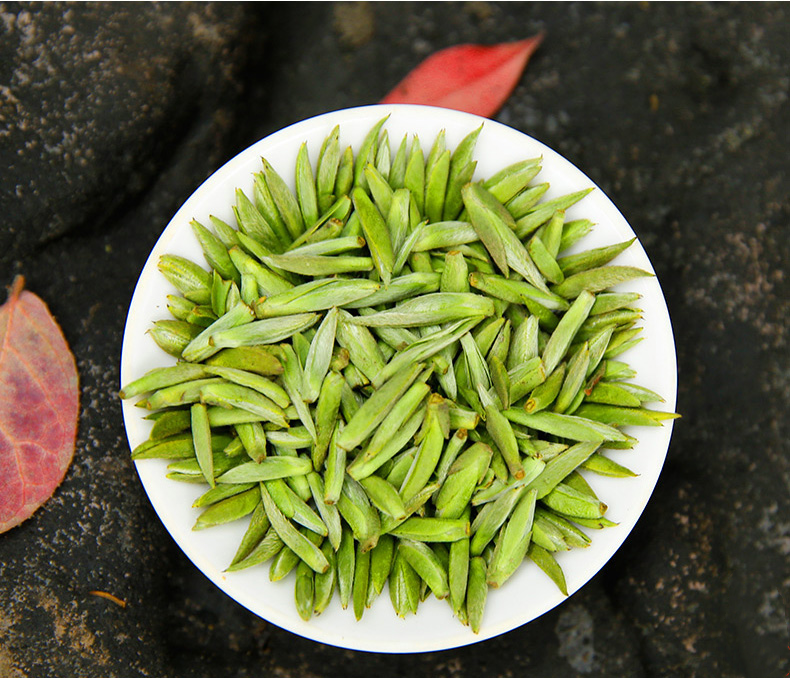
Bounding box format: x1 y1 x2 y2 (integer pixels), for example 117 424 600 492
0 276 79 534
380 35 544 118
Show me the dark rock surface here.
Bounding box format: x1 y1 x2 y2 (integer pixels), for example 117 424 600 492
0 2 256 263
1 3 788 677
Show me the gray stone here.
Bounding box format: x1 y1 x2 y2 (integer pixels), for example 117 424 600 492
0 2 257 265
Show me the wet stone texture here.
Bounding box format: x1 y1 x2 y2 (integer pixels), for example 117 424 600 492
0 3 788 677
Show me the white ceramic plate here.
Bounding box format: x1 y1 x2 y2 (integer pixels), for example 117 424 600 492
120 104 677 653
